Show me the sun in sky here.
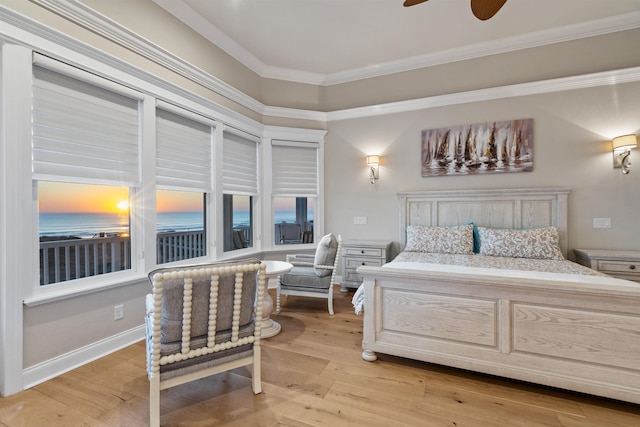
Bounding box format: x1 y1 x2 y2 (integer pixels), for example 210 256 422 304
117 200 129 212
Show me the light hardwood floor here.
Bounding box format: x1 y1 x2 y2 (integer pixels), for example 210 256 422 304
1 288 639 426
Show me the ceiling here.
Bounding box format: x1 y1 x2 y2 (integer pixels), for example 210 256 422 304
153 0 640 85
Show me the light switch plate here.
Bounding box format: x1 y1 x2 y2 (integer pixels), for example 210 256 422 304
592 218 612 229
353 216 367 225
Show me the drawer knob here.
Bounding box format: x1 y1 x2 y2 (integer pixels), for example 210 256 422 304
362 262 366 266
630 265 636 270
361 250 365 254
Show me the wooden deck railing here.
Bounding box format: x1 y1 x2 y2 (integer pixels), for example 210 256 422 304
40 229 207 286
156 230 206 264
40 235 131 286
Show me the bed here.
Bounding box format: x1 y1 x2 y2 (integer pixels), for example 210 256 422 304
355 188 640 404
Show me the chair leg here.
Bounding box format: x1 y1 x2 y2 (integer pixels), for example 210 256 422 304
149 376 160 427
328 285 334 315
276 283 281 314
252 346 262 394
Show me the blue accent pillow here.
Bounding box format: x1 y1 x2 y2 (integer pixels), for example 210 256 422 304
468 222 480 253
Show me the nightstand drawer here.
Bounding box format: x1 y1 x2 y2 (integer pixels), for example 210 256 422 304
343 247 383 257
345 270 363 283
574 249 640 283
597 260 640 276
345 258 384 269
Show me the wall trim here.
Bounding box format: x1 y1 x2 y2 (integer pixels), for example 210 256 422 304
322 11 640 86
327 65 640 122
152 0 640 87
22 325 145 390
29 0 266 116
21 1 640 125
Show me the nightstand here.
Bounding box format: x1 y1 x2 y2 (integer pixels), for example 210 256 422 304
340 240 392 292
574 249 640 283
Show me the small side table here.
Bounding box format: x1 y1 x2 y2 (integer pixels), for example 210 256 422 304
261 260 293 338
574 249 640 283
340 240 392 292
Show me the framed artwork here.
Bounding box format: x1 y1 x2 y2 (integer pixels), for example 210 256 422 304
421 118 533 177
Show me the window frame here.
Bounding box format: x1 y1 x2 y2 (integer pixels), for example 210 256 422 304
154 102 215 265
265 135 325 249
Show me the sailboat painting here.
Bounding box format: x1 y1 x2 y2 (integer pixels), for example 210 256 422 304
421 118 533 177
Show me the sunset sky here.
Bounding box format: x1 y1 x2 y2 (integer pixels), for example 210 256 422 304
38 182 203 213
39 182 301 214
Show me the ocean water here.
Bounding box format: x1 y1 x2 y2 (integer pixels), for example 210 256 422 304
39 211 305 237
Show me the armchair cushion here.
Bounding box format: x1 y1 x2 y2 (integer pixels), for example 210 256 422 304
314 233 338 277
280 266 332 292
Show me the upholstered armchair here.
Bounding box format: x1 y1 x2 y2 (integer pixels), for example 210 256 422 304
276 233 342 315
145 259 266 427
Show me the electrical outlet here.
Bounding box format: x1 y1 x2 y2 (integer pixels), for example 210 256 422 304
114 304 124 320
353 216 367 225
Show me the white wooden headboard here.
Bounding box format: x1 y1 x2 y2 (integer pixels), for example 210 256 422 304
398 188 571 257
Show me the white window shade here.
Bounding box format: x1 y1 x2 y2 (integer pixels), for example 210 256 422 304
272 141 318 197
156 109 212 192
32 65 140 186
222 130 258 195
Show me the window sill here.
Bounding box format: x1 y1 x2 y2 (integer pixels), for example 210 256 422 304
23 272 147 307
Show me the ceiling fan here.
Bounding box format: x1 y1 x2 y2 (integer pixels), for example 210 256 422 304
403 0 508 21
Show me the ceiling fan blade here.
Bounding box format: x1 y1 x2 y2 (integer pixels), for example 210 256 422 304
470 0 507 20
403 0 429 6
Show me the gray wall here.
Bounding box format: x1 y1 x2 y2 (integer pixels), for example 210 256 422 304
325 82 640 257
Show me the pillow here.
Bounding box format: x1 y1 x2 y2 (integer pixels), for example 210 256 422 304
477 226 564 260
468 222 480 253
314 233 338 277
404 224 474 255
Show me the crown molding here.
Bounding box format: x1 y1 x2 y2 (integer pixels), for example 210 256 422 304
327 66 640 122
7 2 640 125
262 106 327 122
323 11 640 86
30 0 266 115
152 0 640 86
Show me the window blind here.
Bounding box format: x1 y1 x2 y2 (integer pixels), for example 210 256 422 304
156 108 212 192
222 130 258 195
32 65 141 186
272 141 318 197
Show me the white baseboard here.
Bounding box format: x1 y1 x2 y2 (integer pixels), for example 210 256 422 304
22 325 145 390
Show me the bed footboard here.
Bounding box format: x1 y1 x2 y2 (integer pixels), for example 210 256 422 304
358 265 640 405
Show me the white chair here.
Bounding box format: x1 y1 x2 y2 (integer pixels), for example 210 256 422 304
145 259 266 427
276 233 342 315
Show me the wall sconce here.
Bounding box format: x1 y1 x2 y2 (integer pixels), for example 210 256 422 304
366 155 380 184
612 134 638 175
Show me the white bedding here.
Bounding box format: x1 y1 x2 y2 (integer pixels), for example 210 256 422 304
352 252 636 315
391 251 604 275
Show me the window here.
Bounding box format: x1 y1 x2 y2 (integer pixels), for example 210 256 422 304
38 182 131 285
32 56 142 285
155 105 213 263
272 141 318 245
156 190 206 264
274 197 314 244
223 194 253 251
222 129 259 252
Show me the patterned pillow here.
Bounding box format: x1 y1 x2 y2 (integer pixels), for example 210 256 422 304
404 224 474 254
477 226 564 260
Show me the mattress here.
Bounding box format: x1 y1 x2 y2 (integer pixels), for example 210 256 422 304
390 251 605 275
